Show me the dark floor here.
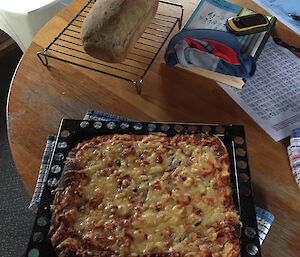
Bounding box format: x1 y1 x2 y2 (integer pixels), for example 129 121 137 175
0 46 35 257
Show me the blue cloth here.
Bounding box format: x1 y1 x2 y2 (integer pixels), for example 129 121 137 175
256 206 274 244
165 29 256 78
288 127 300 188
291 127 300 138
84 109 134 122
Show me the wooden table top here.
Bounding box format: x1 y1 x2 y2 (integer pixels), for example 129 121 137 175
7 0 300 256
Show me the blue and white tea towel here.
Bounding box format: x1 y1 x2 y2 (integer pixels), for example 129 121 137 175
287 128 300 188
29 109 275 245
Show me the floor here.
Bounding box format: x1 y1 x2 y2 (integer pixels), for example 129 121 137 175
0 46 35 257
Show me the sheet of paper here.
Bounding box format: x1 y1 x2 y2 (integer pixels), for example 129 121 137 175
184 0 241 30
252 0 300 35
218 38 300 141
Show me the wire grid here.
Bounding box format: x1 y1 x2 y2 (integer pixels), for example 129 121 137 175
37 0 183 93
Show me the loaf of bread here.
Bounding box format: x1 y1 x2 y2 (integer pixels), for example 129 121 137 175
81 0 159 63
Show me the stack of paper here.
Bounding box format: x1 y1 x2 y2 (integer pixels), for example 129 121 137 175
219 38 300 141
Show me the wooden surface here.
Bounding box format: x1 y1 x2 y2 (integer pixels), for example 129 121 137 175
7 0 300 256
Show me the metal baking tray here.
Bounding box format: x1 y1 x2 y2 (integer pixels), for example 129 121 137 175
25 119 261 257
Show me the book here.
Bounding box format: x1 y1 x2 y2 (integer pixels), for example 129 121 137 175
175 0 277 89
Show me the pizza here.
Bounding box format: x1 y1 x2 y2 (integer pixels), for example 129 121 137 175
49 133 241 257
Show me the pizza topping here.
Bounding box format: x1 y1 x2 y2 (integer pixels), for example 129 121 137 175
86 193 103 209
151 181 161 190
50 133 241 257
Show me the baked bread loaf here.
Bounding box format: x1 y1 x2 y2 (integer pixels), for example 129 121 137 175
81 0 159 63
50 133 241 257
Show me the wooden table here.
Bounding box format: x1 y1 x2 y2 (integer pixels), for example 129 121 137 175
7 0 300 256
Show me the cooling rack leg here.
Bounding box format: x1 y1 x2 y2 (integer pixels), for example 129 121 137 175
179 7 184 29
133 80 142 95
37 52 49 66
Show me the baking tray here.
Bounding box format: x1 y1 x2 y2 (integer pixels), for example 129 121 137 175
25 119 261 257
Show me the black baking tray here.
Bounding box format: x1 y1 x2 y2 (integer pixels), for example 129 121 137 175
25 119 261 257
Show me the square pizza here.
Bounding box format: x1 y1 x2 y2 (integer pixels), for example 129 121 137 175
50 133 241 257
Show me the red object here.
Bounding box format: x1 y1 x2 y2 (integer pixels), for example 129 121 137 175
184 37 240 64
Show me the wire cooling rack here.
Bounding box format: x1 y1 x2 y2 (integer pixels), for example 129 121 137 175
37 0 183 94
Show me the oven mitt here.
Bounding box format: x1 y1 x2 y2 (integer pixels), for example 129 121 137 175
164 29 256 78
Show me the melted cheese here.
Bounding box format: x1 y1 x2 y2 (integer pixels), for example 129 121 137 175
53 134 240 256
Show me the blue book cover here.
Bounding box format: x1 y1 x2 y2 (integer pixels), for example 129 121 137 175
183 0 276 56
